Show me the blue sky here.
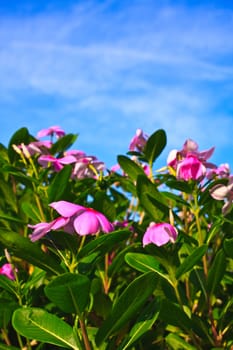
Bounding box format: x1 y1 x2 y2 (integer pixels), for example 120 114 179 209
1 0 233 170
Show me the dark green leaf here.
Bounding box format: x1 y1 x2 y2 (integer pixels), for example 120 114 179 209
0 275 16 295
45 273 90 315
143 129 167 165
48 165 72 202
51 134 78 154
119 299 160 350
160 299 192 330
0 229 64 275
223 238 233 258
117 155 145 182
8 127 33 163
95 272 158 346
77 229 131 259
0 179 18 212
207 249 226 296
136 175 168 220
12 307 79 349
176 244 208 279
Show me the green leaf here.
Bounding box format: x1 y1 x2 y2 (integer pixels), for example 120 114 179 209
0 344 20 350
125 252 173 286
21 201 42 222
95 272 158 346
166 179 193 194
223 238 233 258
45 273 90 315
0 229 64 275
119 299 160 350
176 244 208 279
0 298 18 328
159 299 192 331
166 333 196 350
51 134 78 154
0 179 18 212
206 249 226 296
48 165 72 202
8 127 32 163
117 155 145 181
136 175 168 220
143 129 167 165
0 275 16 295
77 229 131 259
12 307 79 349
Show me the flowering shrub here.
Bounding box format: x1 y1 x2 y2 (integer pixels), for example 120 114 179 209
0 126 233 349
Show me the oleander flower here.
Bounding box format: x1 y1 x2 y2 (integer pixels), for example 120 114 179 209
176 155 206 181
167 138 216 177
38 154 77 172
29 201 114 241
0 263 16 280
143 222 178 247
37 126 65 139
129 129 148 152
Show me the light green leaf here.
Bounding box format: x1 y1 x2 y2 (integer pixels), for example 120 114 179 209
125 252 173 286
12 307 79 349
117 155 145 181
166 333 196 350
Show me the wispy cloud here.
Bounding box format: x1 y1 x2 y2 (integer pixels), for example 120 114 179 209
0 0 233 167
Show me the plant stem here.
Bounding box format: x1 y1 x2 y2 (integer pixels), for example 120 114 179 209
79 318 92 350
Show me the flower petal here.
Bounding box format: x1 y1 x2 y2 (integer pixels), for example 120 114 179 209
73 211 100 236
50 201 85 217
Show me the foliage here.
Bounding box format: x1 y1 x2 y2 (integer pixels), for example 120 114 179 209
0 126 232 350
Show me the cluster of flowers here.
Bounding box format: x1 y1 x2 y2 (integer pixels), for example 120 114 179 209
15 126 105 179
1 126 232 280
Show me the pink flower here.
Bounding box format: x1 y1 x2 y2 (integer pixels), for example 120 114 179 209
50 201 113 236
143 222 178 247
37 126 65 139
38 154 77 172
176 155 206 181
129 129 148 152
167 139 216 178
28 217 70 242
28 201 114 241
0 263 15 280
